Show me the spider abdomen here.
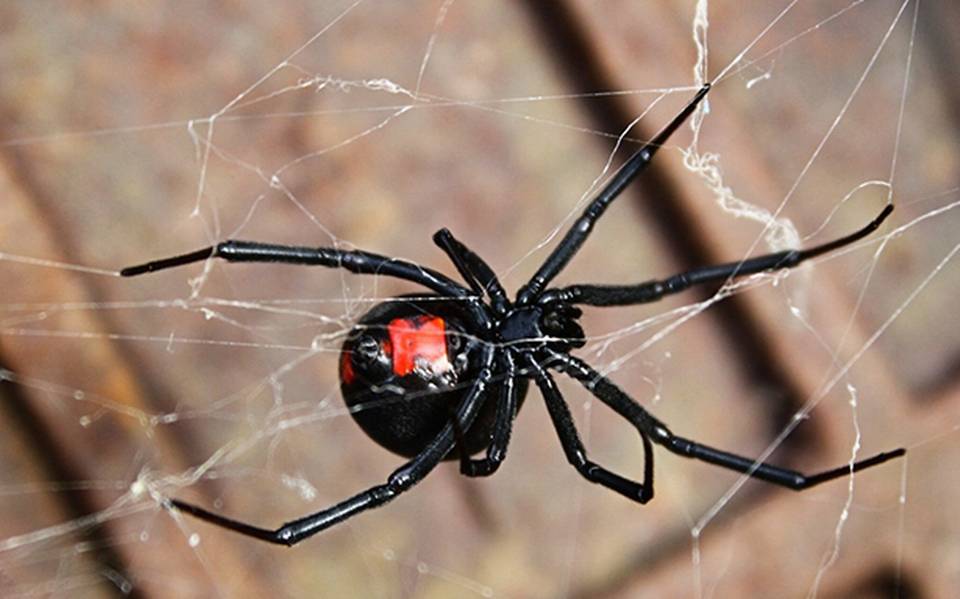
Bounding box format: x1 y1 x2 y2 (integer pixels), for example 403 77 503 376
339 298 518 458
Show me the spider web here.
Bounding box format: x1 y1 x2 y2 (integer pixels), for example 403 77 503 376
0 1 957 597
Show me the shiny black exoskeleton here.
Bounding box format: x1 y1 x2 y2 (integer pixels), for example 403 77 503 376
339 297 586 459
340 298 505 458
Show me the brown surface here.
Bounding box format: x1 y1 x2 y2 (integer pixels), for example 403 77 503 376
0 2 957 598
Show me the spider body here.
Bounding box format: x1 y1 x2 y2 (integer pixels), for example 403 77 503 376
122 83 905 546
340 297 526 459
338 293 582 459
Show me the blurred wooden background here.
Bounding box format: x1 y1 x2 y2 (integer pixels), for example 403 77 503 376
1 2 957 597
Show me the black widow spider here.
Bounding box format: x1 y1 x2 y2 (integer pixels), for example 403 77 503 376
122 83 904 546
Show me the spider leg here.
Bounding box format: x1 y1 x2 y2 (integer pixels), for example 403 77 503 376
433 228 510 314
548 351 905 491
169 344 496 546
540 204 893 307
516 83 711 305
121 240 470 298
457 350 520 477
524 354 654 503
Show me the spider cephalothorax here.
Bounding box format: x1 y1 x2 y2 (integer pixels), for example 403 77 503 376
122 83 904 546
499 302 586 351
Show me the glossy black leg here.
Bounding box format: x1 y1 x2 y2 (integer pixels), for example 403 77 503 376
458 351 520 477
516 84 711 305
121 240 470 298
526 355 653 503
659 436 904 489
549 351 904 491
539 204 893 307
433 228 510 314
169 345 496 545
